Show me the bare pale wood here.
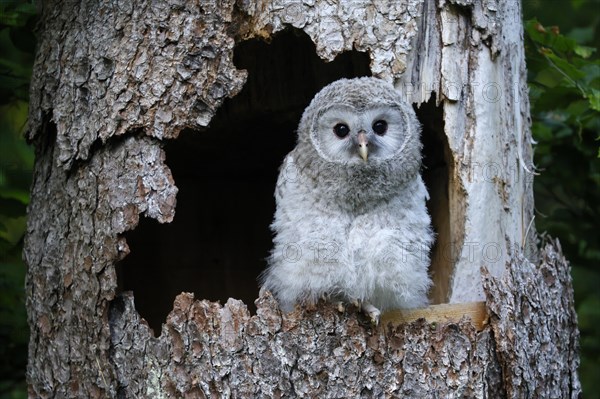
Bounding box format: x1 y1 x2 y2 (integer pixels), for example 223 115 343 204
381 301 489 331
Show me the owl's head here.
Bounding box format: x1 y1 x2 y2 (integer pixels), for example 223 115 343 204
298 77 421 166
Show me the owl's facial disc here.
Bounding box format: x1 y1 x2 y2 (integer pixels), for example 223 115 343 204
314 105 406 164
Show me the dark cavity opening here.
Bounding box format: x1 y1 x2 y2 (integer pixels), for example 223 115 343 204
116 28 371 335
416 96 453 304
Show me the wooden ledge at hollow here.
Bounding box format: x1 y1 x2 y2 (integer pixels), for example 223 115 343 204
382 301 489 331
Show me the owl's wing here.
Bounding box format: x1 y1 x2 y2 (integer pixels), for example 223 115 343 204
262 154 353 311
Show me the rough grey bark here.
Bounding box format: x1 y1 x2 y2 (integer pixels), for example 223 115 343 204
483 240 581 399
106 241 577 398
24 0 580 398
110 291 504 398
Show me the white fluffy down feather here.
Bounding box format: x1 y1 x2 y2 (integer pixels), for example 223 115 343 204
260 77 433 322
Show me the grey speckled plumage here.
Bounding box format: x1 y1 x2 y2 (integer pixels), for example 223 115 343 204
260 77 433 322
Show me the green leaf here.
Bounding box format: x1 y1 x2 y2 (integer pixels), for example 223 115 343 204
575 45 596 59
525 19 547 44
566 99 589 118
546 52 586 81
534 67 564 88
587 88 600 111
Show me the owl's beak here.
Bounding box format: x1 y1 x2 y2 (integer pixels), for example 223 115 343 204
357 131 369 161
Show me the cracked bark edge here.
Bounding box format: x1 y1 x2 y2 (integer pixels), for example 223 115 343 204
25 135 177 398
110 290 505 398
239 0 423 79
27 0 246 168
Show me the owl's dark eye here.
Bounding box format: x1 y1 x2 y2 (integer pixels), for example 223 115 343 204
333 123 350 138
373 120 388 135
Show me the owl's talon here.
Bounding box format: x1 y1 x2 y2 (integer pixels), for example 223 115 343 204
304 297 318 311
336 301 345 313
352 298 362 311
362 302 381 326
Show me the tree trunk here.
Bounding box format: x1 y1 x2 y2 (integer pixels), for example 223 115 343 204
24 0 580 398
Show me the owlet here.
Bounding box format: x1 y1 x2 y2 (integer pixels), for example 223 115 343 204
260 77 433 323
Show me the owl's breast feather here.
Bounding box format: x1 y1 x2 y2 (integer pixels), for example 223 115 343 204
290 149 420 213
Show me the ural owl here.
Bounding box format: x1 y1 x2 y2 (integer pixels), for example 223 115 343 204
260 77 433 323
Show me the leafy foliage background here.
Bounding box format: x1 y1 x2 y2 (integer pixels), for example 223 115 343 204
0 1 597 398
0 2 35 398
523 0 600 394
